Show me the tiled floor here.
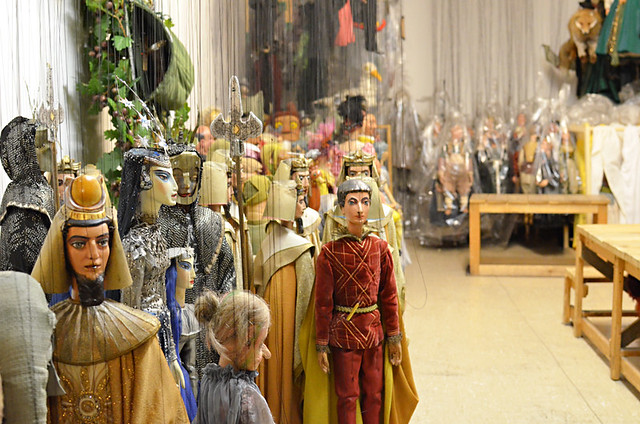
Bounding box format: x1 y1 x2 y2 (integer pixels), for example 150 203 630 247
403 238 640 424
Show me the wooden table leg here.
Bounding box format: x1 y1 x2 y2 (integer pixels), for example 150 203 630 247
469 202 480 275
596 204 608 224
610 256 625 380
562 272 572 324
573 234 585 337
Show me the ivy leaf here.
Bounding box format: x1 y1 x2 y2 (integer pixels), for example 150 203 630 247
96 146 123 181
103 129 121 141
113 35 132 51
164 18 174 29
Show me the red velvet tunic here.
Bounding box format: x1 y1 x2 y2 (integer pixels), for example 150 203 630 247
315 234 400 350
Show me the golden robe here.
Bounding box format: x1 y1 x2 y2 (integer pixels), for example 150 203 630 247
48 299 189 424
254 224 315 424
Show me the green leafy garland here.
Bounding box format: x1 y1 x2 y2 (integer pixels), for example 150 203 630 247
78 0 191 205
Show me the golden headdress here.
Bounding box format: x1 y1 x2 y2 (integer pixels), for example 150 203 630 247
31 174 132 294
337 149 380 185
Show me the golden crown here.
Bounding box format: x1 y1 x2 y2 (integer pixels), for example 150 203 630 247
64 174 107 221
343 150 374 167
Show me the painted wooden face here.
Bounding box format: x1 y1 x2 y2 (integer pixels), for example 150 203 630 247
341 192 370 229
65 223 110 282
292 170 310 195
148 165 178 207
295 194 306 220
176 254 195 290
274 114 301 142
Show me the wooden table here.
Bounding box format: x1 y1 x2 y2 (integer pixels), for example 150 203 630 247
468 194 608 276
573 224 640 390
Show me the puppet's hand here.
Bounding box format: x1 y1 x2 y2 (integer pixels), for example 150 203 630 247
389 342 402 366
170 359 186 388
317 351 330 374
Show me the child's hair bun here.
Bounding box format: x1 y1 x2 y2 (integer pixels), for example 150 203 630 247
195 290 220 324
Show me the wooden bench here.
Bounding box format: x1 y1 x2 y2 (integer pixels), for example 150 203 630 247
469 194 609 276
562 266 610 324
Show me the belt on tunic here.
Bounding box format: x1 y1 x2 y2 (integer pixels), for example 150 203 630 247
335 303 378 321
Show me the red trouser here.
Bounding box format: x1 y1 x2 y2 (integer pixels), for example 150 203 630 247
331 344 384 424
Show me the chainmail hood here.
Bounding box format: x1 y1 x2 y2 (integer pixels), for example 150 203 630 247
0 116 45 182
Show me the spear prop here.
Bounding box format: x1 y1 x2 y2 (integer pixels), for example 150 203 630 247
210 76 263 291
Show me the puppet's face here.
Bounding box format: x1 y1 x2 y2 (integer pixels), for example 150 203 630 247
341 192 370 229
176 255 195 290
292 170 310 195
347 165 371 179
65 223 110 282
148 165 178 207
295 194 306 220
516 113 526 127
274 114 300 142
171 152 201 205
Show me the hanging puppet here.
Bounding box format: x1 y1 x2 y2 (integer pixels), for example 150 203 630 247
0 117 55 273
32 173 189 423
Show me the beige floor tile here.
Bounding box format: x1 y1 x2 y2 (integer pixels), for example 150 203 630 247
403 239 640 423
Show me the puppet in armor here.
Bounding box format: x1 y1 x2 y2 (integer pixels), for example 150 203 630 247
0 117 55 273
253 180 315 424
158 142 236 381
117 148 186 388
31 173 188 423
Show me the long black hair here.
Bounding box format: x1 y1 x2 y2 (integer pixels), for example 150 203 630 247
117 148 169 237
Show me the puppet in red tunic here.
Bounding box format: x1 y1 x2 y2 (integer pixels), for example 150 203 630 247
315 178 402 424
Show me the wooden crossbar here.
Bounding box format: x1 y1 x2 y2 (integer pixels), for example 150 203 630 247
469 194 609 276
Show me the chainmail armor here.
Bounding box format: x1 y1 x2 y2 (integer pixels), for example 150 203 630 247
121 220 178 363
159 202 236 378
0 116 55 273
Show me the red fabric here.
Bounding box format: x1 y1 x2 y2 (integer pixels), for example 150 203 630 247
315 235 399 350
335 0 355 47
332 345 383 424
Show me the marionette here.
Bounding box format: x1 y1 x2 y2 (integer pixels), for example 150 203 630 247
117 148 185 388
476 116 509 193
315 179 402 424
0 117 56 273
325 151 406 307
559 130 580 194
31 174 189 423
195 124 215 157
536 135 561 194
194 290 275 424
517 128 540 194
158 142 237 382
243 175 272 255
437 124 474 215
272 102 308 153
335 95 368 153
165 247 198 420
0 271 55 424
253 180 315 424
274 157 322 257
200 159 253 290
508 112 528 192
